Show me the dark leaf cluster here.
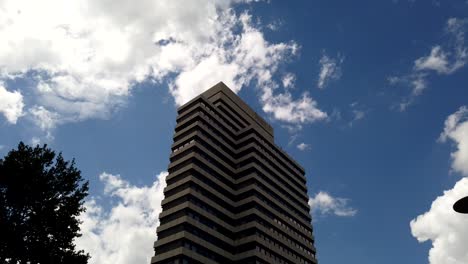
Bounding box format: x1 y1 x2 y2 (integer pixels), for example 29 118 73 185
0 142 89 264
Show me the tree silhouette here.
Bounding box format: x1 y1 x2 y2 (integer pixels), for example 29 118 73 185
0 142 89 263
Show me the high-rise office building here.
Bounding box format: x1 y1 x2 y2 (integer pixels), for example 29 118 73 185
151 82 317 264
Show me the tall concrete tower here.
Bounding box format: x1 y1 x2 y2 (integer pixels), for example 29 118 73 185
151 82 317 264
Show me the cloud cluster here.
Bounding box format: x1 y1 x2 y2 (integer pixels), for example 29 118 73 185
390 18 467 111
0 83 24 124
297 142 310 151
0 0 326 135
262 91 327 124
75 171 167 264
410 179 468 264
308 191 357 217
414 18 468 75
317 52 344 89
411 106 468 264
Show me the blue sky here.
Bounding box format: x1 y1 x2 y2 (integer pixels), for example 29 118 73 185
1 1 468 263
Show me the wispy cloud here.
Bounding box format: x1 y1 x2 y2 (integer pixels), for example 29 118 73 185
390 18 468 111
348 102 367 127
317 51 344 89
309 191 357 217
282 73 296 89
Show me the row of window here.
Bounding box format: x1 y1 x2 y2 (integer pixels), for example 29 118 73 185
249 204 312 247
254 143 305 187
196 126 309 212
238 155 308 210
197 114 307 203
251 178 310 222
200 102 238 133
215 101 248 128
182 196 316 263
198 113 304 195
257 230 316 262
187 191 312 251
243 151 307 200
191 177 309 235
183 241 227 263
256 241 313 264
186 203 315 264
182 137 311 225
253 189 312 236
255 136 304 179
172 139 196 153
255 218 316 261
200 99 305 179
236 164 309 215
198 125 236 160
191 149 312 236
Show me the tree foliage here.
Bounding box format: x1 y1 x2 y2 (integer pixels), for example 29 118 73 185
0 142 89 264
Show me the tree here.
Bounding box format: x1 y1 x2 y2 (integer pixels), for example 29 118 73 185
0 142 89 264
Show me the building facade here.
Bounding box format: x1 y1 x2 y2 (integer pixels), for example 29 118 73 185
151 82 317 264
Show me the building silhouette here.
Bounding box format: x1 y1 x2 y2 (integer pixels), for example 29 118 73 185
151 82 317 264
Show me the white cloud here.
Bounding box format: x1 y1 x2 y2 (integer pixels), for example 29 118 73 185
0 83 24 124
282 73 295 89
0 0 326 134
317 52 344 89
75 171 167 264
261 91 327 124
414 46 451 73
414 18 467 74
439 106 468 176
266 20 283 31
391 18 467 110
29 106 60 131
297 142 310 151
410 178 468 264
410 107 468 264
309 191 357 217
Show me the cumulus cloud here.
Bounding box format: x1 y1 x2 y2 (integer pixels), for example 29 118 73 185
0 83 24 124
309 191 357 217
390 18 467 110
75 171 167 264
262 91 327 124
0 0 326 135
410 107 468 264
410 178 468 264
297 142 310 151
317 52 344 89
439 106 468 176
